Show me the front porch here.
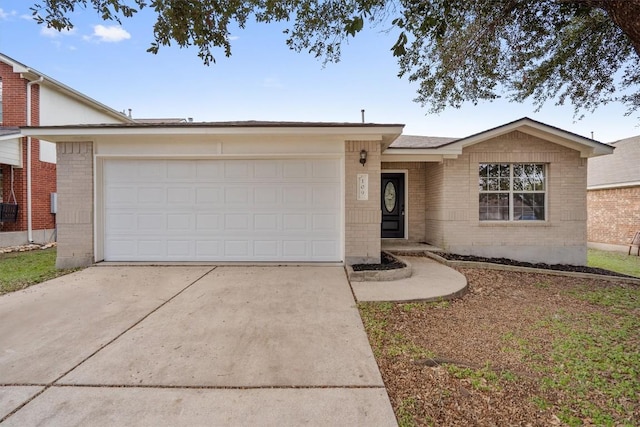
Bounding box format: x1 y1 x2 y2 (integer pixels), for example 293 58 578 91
381 239 442 254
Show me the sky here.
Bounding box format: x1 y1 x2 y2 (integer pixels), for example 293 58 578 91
0 2 638 142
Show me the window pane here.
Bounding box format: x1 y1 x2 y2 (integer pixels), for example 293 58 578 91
479 177 487 191
479 193 509 220
514 164 545 191
499 177 510 191
514 193 545 220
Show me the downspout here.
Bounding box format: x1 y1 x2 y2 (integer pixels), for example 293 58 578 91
26 76 44 243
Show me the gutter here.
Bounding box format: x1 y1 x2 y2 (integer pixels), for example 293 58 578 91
26 76 44 243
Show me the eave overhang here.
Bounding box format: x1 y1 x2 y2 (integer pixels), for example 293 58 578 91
20 123 405 146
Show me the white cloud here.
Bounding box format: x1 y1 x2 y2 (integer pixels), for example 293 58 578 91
91 24 131 42
20 14 32 20
227 35 239 41
0 8 17 20
41 26 77 38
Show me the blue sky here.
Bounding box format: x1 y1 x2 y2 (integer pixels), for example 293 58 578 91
0 2 638 142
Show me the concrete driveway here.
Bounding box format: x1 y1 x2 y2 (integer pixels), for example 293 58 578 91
0 266 396 426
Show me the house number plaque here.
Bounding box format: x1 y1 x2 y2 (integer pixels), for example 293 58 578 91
357 174 368 201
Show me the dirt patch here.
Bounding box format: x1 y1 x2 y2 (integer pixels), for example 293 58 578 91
351 252 406 271
432 251 636 278
360 264 640 426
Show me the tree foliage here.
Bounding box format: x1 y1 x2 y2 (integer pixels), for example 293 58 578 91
31 0 640 115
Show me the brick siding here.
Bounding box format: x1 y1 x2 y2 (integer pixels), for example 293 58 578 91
56 142 94 268
587 186 640 246
0 62 56 235
345 140 381 264
425 131 588 265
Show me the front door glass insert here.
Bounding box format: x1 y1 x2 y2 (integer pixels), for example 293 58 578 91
384 181 396 213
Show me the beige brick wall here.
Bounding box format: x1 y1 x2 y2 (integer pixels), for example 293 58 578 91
381 162 426 242
588 186 640 246
56 142 94 269
424 162 446 246
432 131 588 265
345 140 381 264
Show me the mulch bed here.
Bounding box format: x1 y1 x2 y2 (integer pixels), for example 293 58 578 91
351 252 406 271
432 251 637 279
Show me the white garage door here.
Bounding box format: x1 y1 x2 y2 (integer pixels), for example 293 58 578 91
103 159 342 262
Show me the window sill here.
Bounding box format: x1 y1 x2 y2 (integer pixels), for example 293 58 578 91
479 221 551 227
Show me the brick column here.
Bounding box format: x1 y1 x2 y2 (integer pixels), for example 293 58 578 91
344 140 381 264
56 142 94 269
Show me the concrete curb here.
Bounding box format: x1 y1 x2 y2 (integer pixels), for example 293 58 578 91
346 253 412 282
419 252 640 285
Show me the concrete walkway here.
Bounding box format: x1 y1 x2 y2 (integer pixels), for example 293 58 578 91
351 256 468 302
0 266 397 426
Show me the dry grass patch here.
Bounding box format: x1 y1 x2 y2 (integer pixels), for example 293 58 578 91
359 266 640 426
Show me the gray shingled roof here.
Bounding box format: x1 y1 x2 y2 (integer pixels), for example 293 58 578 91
22 120 404 129
588 135 640 187
390 134 458 148
135 118 188 124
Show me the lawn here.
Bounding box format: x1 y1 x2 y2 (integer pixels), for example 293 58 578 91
0 248 78 295
588 248 640 278
360 264 640 426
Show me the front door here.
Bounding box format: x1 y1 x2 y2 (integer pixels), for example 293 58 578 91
381 173 405 238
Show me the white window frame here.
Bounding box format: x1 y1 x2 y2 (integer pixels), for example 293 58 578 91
479 163 546 222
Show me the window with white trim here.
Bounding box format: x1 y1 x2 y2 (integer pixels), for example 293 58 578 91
478 164 546 221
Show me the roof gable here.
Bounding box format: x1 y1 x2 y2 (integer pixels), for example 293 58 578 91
439 117 613 158
588 135 640 188
0 52 134 124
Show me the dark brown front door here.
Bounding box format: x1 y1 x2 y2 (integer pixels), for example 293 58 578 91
381 173 405 238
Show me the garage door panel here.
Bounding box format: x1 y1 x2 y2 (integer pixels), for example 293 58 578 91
196 240 221 257
167 240 192 256
167 161 195 179
196 214 221 230
195 187 222 204
167 214 192 230
312 159 341 178
138 162 166 179
138 240 163 257
224 187 250 204
224 162 250 178
167 188 192 203
104 159 342 262
194 161 220 178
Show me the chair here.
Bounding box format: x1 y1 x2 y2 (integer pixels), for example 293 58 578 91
629 231 640 256
0 203 19 223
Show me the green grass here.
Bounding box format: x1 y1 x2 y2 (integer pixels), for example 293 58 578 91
587 248 640 278
508 286 640 426
359 302 434 360
361 283 640 426
0 248 78 295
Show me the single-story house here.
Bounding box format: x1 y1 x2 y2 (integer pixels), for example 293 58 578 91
22 117 613 269
587 135 640 252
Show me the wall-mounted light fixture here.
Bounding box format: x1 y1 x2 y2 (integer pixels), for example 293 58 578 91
359 149 367 167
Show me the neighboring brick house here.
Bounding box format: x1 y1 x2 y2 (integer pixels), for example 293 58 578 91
0 53 133 247
587 135 640 252
25 117 613 269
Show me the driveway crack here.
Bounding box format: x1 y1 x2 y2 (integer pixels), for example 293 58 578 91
0 267 217 424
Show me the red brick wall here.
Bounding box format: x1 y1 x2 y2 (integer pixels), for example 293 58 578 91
587 186 640 245
1 62 56 233
0 62 27 126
